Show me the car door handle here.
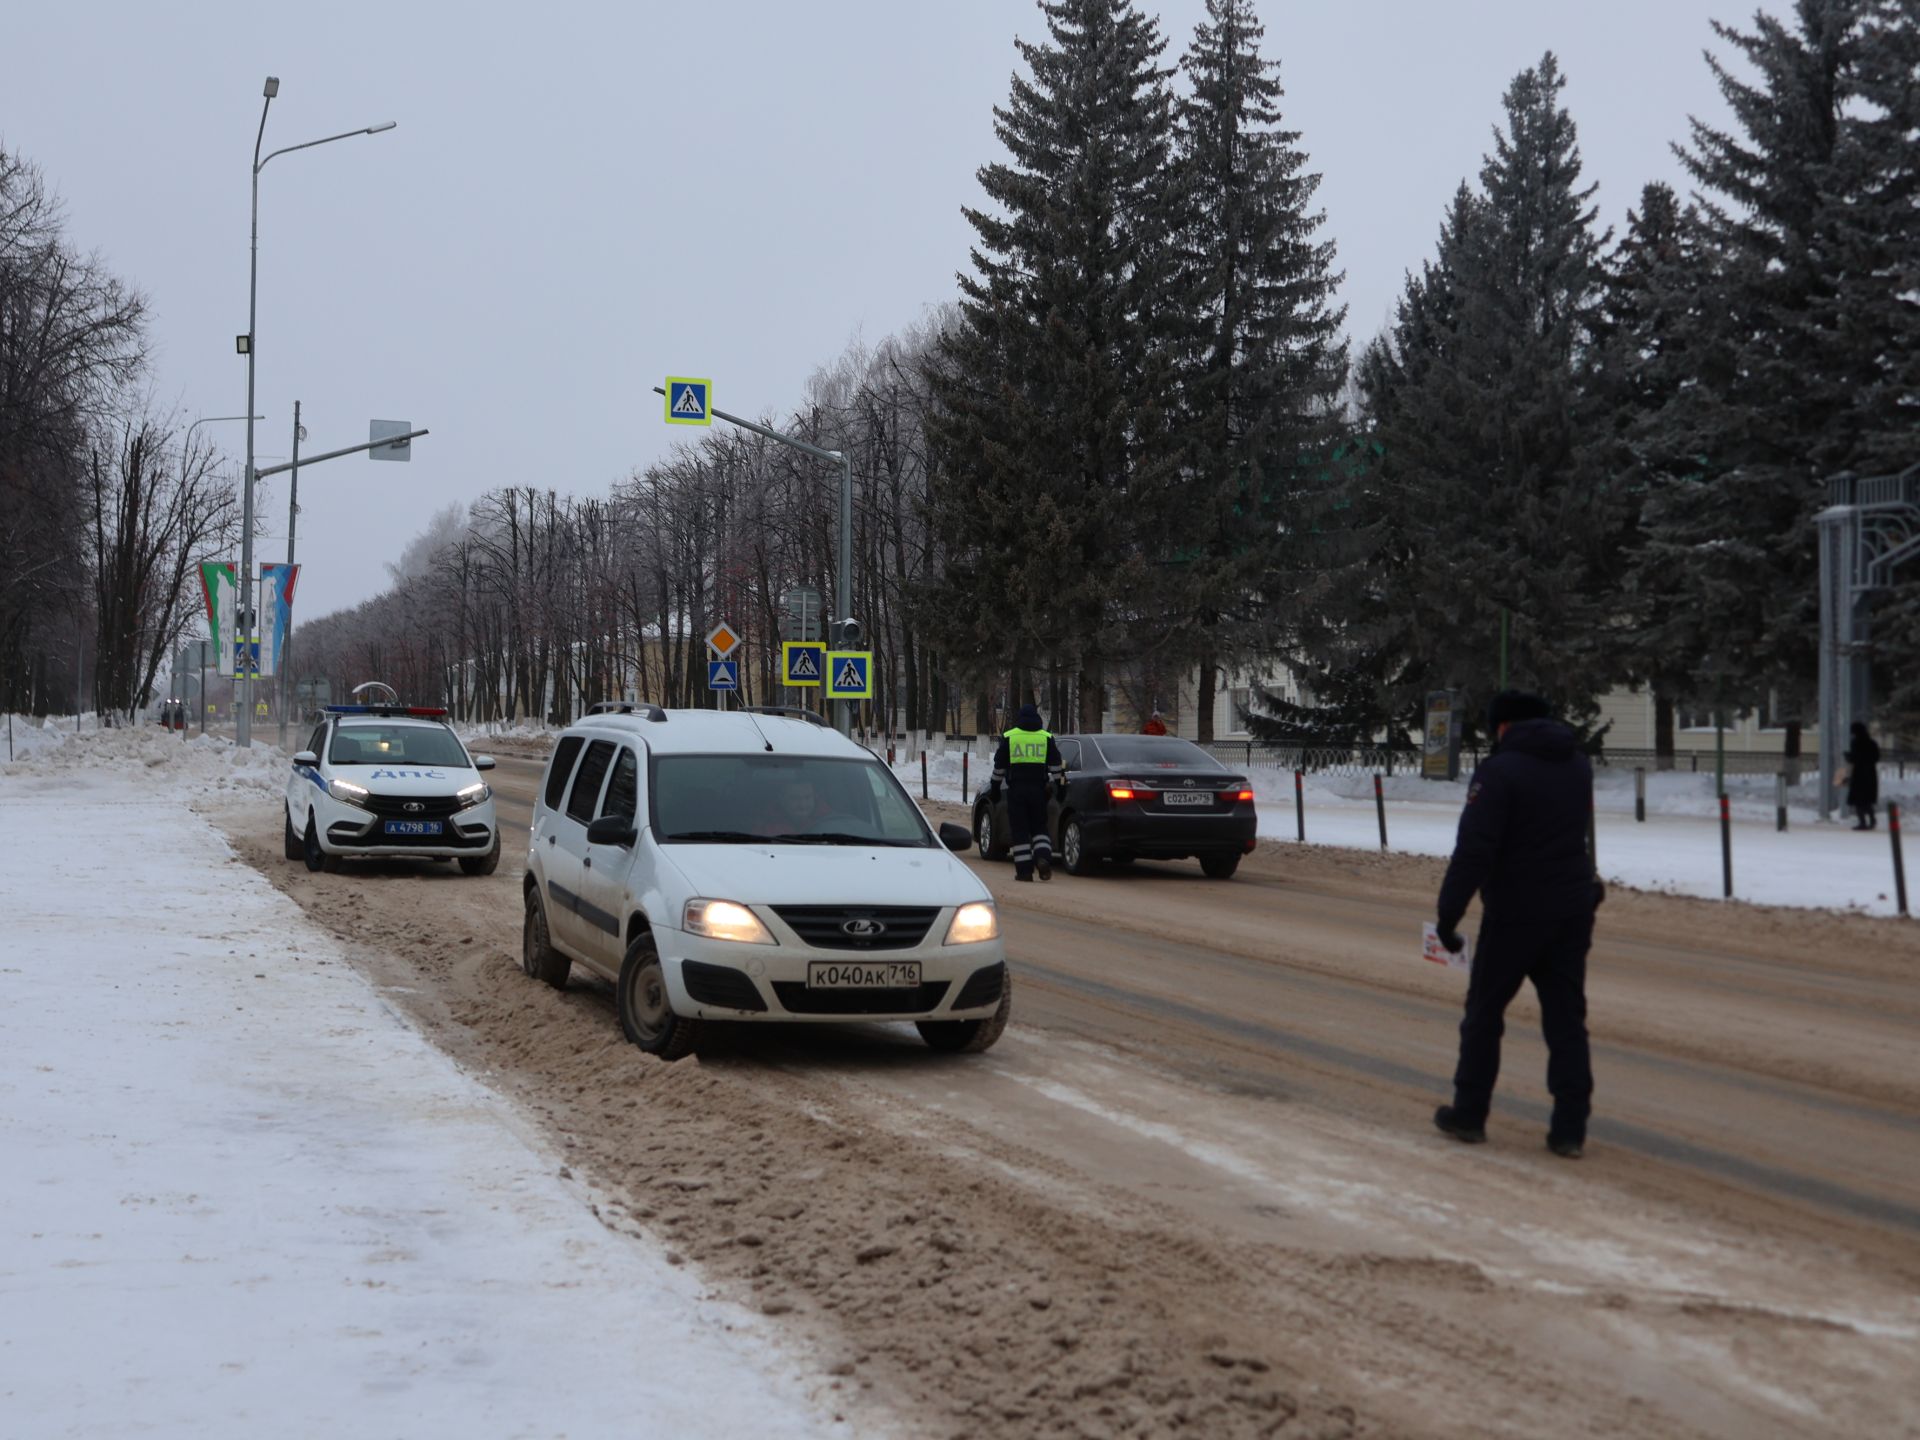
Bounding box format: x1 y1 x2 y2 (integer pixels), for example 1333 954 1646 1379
583 856 591 868
547 835 555 845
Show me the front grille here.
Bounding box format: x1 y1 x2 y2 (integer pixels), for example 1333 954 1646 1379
328 820 487 849
951 963 1005 1011
362 792 465 820
772 980 951 1015
771 905 939 951
682 960 768 1012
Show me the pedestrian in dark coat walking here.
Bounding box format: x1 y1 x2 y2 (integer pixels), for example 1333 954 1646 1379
1844 722 1881 831
1432 691 1602 1158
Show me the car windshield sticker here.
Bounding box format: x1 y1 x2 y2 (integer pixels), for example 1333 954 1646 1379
367 768 450 781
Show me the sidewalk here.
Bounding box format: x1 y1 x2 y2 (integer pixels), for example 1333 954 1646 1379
0 759 846 1438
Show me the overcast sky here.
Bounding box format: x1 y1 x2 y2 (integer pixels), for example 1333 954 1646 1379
9 0 1767 623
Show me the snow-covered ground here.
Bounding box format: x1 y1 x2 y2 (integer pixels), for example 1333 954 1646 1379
0 737 851 1439
892 744 1920 917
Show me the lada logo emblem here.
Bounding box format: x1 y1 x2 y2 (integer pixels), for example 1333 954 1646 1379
404 801 425 813
842 918 883 937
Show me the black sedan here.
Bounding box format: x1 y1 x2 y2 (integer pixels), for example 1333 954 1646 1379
971 734 1257 879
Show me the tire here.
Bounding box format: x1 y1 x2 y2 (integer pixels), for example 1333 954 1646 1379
1060 814 1097 876
976 803 1010 861
283 807 303 861
459 833 501 876
521 889 572 990
917 969 1013 1055
302 813 331 874
1200 852 1241 880
617 931 703 1059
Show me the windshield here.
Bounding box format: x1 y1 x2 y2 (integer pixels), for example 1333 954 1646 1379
328 724 472 768
1092 736 1225 769
652 754 934 847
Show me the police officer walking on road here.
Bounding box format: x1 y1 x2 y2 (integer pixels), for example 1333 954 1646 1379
992 703 1066 882
1433 691 1602 1158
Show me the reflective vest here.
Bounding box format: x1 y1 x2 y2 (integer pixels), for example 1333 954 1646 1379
1005 727 1051 768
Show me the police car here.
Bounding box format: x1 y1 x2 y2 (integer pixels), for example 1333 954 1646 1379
521 703 1009 1059
285 703 500 875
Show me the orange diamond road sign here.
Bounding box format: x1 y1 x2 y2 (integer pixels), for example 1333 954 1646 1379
705 621 741 657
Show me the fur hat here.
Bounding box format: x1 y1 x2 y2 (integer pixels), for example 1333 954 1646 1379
1486 690 1552 730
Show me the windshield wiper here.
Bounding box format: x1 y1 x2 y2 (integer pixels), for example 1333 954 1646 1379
775 831 920 848
664 829 767 843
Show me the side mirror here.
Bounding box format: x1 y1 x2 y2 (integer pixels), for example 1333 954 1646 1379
938 821 972 852
472 754 496 771
586 815 637 848
293 750 318 767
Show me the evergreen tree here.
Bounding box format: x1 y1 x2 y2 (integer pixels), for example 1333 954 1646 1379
920 0 1183 730
1274 55 1618 736
1168 0 1348 741
1628 0 1907 722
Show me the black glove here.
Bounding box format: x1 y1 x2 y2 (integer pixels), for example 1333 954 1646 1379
1437 924 1466 955
988 780 1001 801
1054 780 1068 800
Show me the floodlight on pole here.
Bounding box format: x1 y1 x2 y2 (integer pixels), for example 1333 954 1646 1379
237 77 397 748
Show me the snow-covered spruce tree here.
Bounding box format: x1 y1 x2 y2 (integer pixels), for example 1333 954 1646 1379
921 0 1183 730
1167 0 1349 742
1627 0 1913 722
1281 54 1620 739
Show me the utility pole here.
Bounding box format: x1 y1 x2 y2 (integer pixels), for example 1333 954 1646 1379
278 400 302 749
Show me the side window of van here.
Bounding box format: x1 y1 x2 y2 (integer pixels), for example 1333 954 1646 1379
544 734 585 811
600 747 639 819
565 740 616 826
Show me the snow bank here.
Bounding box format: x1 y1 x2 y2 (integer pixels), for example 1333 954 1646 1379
0 771 846 1437
0 721 287 798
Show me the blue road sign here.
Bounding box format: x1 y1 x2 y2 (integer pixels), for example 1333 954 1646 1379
825 651 873 700
782 641 825 687
708 658 739 691
666 377 712 426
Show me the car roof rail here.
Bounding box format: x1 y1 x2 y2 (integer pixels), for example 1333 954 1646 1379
587 700 668 722
743 705 829 728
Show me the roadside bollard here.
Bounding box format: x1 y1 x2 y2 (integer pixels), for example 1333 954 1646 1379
1294 769 1305 842
1891 803 1910 918
1634 767 1646 823
1776 773 1788 833
921 750 929 802
962 750 969 800
1719 793 1733 900
1374 774 1388 851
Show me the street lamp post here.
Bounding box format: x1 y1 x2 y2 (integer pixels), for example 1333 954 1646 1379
239 75 395 748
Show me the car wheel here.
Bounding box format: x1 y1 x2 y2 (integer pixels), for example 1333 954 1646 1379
1200 852 1241 880
459 834 501 876
521 889 572 990
618 932 703 1059
917 969 1013 1055
1061 814 1097 876
283 807 303 861
976 804 1009 861
302 813 330 873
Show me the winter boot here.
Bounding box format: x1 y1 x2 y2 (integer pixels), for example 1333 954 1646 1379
1433 1105 1487 1144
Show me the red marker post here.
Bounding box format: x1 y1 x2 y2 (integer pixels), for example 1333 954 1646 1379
1891 802 1909 918
1719 792 1733 899
921 749 929 802
1374 774 1389 851
1294 769 1305 843
962 750 969 801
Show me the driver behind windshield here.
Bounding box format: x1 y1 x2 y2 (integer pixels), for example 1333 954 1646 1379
752 776 831 837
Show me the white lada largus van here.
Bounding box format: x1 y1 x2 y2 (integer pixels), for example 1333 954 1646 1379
523 704 1009 1059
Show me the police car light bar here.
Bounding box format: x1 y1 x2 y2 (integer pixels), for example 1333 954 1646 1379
321 704 449 717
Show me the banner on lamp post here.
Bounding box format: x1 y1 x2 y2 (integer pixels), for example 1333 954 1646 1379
199 561 237 677
257 564 300 678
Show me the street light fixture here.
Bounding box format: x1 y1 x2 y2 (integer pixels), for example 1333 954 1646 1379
238 77 396 748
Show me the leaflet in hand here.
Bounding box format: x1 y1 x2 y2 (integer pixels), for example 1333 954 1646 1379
1422 922 1472 971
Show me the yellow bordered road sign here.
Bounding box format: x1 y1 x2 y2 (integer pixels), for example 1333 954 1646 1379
825 651 873 700
782 641 825 687
666 377 712 426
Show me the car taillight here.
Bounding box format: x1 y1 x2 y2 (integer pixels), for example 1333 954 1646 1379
1223 788 1254 802
1108 785 1136 800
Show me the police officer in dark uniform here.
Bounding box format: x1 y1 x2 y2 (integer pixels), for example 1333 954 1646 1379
991 703 1066 882
1433 691 1601 1158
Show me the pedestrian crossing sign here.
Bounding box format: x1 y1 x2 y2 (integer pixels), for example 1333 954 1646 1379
782 641 825 688
665 377 712 426
824 651 872 700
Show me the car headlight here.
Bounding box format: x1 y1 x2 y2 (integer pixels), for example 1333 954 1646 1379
455 781 490 809
328 777 370 806
944 902 999 945
683 899 775 945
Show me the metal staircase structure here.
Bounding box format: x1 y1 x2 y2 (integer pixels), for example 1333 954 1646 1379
1817 463 1920 821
